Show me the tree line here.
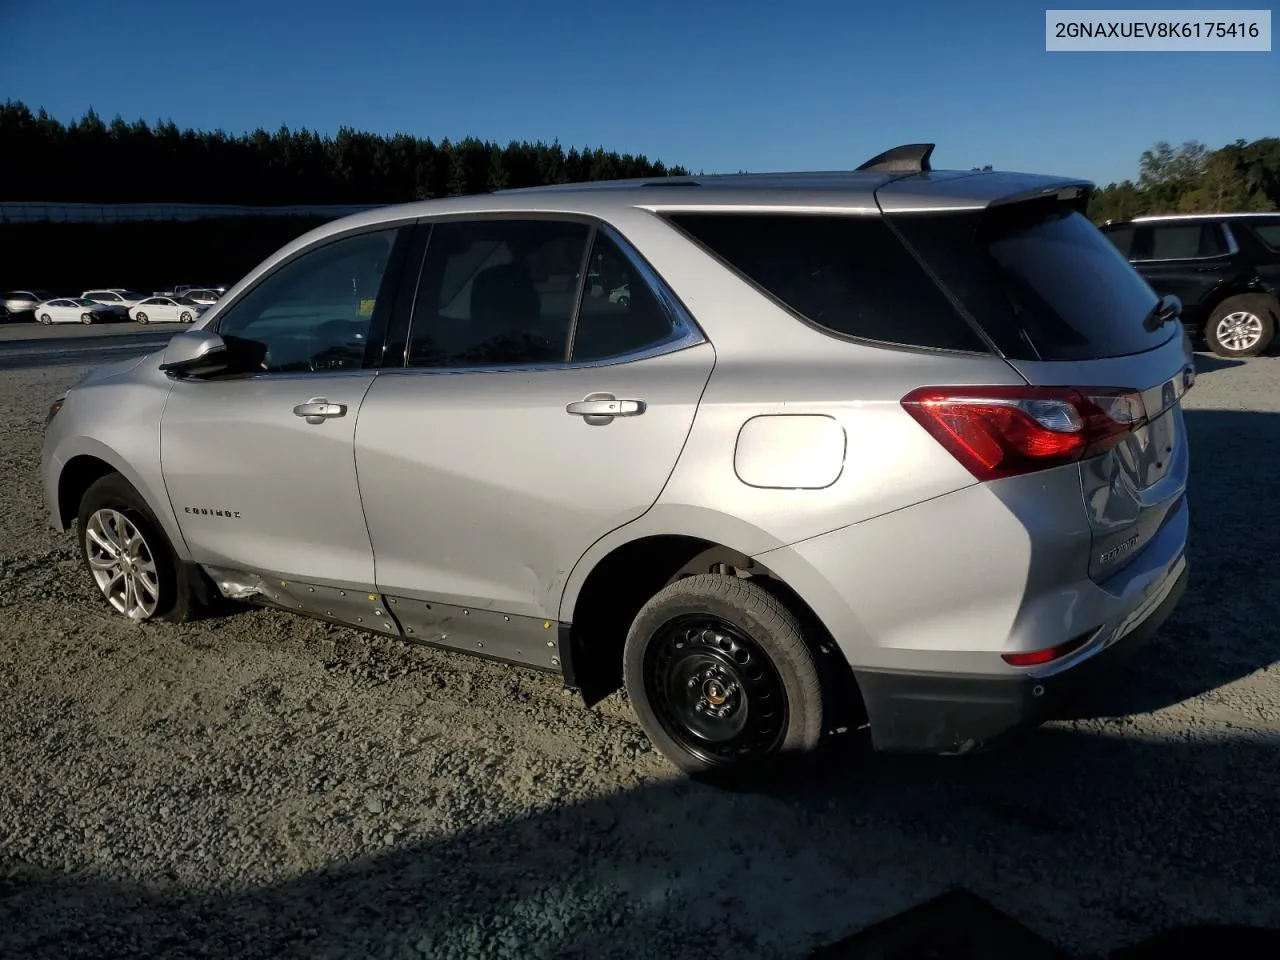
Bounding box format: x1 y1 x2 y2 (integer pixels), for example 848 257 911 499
0 100 689 205
1086 138 1279 222
2 101 1275 220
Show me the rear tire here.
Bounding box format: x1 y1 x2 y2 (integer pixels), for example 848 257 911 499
622 574 826 782
76 473 200 623
1205 295 1276 358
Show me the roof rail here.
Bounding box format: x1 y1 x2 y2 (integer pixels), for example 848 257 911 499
855 143 935 174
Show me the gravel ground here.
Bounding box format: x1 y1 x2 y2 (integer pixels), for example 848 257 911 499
1 354 1278 959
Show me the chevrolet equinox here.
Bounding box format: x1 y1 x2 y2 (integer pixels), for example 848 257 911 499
42 144 1193 779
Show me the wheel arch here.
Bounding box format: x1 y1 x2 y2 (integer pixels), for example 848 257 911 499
559 515 860 719
53 440 191 561
1202 280 1280 326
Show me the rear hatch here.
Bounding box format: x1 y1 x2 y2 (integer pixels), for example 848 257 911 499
882 179 1194 582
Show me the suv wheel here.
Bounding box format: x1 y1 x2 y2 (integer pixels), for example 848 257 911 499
1205 295 1276 358
623 574 825 780
77 473 200 623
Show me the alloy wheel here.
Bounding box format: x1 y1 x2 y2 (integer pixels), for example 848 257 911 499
84 508 160 620
1215 310 1264 352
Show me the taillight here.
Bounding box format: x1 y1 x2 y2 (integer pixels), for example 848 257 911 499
901 385 1148 481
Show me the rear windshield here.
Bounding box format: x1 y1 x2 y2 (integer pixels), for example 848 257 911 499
663 212 990 353
891 201 1173 361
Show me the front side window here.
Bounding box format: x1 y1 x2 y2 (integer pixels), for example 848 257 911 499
216 227 398 373
408 219 591 368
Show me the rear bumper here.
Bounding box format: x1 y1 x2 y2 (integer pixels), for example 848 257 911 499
853 561 1188 754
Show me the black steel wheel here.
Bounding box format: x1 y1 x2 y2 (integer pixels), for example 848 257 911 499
645 614 788 762
623 574 826 780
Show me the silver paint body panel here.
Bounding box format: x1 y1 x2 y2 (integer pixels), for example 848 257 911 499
42 166 1191 683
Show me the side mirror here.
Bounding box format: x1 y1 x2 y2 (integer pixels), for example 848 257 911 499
159 329 228 378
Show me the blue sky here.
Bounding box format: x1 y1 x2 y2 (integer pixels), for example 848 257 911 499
2 0 1276 186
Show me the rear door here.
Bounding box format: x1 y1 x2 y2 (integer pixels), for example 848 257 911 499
355 216 713 625
1127 220 1236 319
888 196 1194 582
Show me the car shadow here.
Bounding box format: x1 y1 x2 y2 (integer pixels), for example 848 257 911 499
1191 353 1248 373
1050 407 1280 722
2 729 1277 960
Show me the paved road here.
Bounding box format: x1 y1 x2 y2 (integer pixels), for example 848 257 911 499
0 320 184 342
0 331 174 370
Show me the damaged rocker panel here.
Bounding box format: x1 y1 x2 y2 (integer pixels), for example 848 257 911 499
203 565 401 635
202 566 562 672
389 597 562 672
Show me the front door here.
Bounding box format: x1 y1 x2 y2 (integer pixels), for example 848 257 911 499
355 217 714 620
160 225 406 589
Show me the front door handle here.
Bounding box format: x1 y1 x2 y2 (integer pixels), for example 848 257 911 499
566 393 646 425
293 397 348 425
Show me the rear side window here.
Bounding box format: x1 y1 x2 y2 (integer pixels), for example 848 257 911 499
571 231 680 362
664 213 990 353
1146 222 1228 260
892 203 1169 362
408 219 591 368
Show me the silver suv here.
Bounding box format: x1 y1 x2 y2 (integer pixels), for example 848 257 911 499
42 144 1193 780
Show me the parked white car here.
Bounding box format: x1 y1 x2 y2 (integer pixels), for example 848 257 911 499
129 296 203 324
183 289 222 306
82 290 149 317
33 298 118 324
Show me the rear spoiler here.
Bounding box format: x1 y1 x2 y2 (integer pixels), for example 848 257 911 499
875 170 1095 214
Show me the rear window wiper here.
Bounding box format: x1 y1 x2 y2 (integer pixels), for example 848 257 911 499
1142 293 1181 332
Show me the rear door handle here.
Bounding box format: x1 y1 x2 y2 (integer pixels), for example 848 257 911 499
566 393 646 424
293 397 348 424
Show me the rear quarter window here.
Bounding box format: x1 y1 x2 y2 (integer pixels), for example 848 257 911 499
663 212 990 353
1250 221 1280 251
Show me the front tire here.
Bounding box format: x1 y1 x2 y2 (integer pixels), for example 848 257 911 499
623 574 826 781
77 473 199 623
180 311 193 323
39 313 52 325
135 312 149 324
1205 295 1276 358
80 313 93 324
